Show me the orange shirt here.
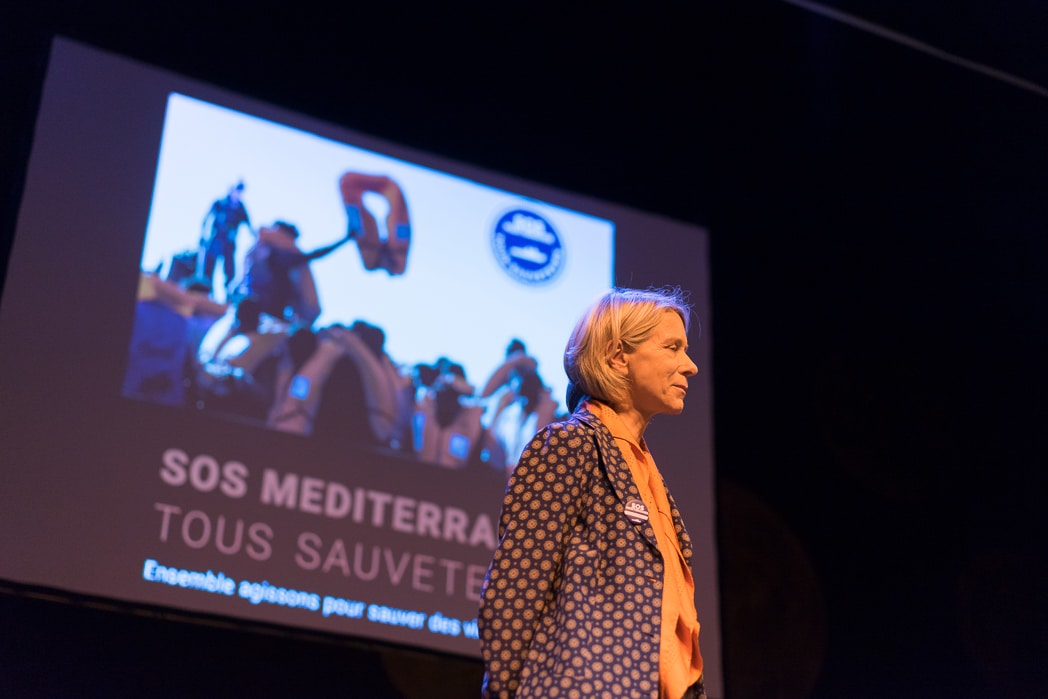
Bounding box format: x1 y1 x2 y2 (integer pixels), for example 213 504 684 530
586 400 703 698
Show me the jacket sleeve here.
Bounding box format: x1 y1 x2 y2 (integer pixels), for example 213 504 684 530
478 420 594 699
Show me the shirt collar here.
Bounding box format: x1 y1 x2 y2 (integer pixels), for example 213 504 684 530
582 399 647 453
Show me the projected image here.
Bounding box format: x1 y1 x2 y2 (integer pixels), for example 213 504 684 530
122 94 614 473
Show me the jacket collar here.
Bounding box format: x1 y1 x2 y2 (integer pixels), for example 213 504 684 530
572 403 693 563
573 403 660 552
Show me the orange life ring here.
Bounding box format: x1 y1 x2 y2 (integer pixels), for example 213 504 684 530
338 173 411 275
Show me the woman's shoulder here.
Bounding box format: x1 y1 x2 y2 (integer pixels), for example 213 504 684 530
520 412 606 457
542 410 599 436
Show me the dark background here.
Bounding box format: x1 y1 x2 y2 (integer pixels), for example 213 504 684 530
2 2 1045 697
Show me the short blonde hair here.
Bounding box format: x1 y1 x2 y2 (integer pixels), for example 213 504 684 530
564 286 692 410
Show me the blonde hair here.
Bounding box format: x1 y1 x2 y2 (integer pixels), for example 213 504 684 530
564 286 692 410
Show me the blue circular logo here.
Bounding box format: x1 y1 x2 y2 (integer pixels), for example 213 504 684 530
491 209 564 285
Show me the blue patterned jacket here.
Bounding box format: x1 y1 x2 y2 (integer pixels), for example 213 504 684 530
479 404 694 698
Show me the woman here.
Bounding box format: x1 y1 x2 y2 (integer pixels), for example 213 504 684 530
479 287 706 699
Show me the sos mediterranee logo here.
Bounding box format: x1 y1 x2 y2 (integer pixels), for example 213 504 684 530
491 209 564 285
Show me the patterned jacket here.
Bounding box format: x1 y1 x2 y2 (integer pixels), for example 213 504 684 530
479 404 694 698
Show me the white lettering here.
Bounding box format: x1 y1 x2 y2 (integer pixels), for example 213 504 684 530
182 510 211 549
412 554 434 592
293 535 484 600
188 454 221 492
427 611 461 636
392 496 415 533
260 469 298 508
466 564 486 600
444 507 468 543
300 476 324 514
367 604 426 629
469 513 497 549
258 469 496 547
384 549 411 585
462 618 479 639
161 449 248 497
321 595 366 619
154 502 181 541
502 213 555 243
322 539 350 575
237 579 320 610
154 503 272 561
416 501 441 537
221 460 249 498
142 558 236 596
160 449 189 486
438 558 463 596
325 481 351 518
295 531 322 570
366 490 394 526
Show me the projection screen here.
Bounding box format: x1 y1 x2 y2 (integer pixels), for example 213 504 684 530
0 37 719 675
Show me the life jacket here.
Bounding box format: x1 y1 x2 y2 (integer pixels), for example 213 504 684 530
338 172 411 275
266 325 414 448
124 273 228 406
138 272 228 319
240 227 321 326
478 350 539 398
484 384 559 471
413 395 486 468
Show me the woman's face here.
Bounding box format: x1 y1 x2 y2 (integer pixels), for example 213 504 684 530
622 310 698 421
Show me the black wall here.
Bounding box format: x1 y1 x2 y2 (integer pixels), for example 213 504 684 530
2 2 1046 697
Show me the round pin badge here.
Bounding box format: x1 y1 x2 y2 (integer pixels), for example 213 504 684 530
624 498 649 524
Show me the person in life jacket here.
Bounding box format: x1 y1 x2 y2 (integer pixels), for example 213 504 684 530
195 221 352 421
123 272 229 406
412 358 497 469
338 173 411 275
233 221 352 331
266 321 414 450
479 339 560 472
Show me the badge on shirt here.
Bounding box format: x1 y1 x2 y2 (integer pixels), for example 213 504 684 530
624 498 649 524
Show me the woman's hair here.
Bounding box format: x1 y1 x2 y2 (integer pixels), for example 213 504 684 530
564 286 692 411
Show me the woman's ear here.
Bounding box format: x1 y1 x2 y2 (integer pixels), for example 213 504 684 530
607 341 629 376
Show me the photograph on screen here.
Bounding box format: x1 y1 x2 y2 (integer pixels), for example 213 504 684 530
122 93 615 475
